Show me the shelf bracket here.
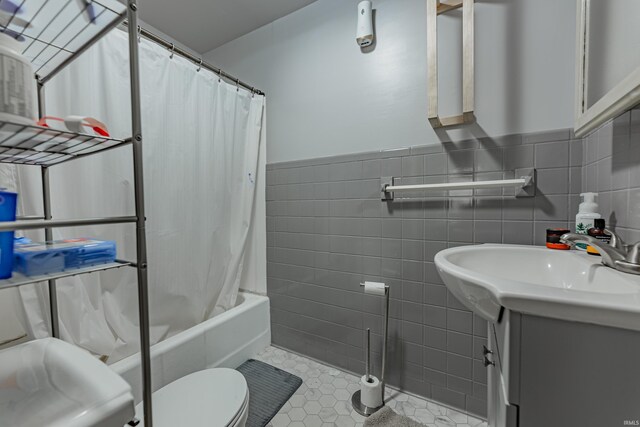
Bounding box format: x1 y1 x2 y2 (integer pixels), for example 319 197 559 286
515 168 536 198
381 176 394 201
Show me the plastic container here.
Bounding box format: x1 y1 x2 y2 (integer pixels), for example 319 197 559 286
0 32 36 125
546 228 570 250
575 192 601 251
14 238 116 276
0 190 17 279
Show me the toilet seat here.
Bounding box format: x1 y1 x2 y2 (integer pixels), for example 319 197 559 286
133 368 249 427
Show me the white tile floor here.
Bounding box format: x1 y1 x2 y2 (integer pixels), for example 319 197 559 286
255 346 487 427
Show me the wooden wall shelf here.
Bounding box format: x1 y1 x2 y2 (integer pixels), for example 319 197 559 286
427 0 475 128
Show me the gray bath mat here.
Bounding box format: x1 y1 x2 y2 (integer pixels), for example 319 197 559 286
236 359 302 427
364 406 426 427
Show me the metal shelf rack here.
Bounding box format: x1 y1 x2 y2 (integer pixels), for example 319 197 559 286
0 260 132 290
1 0 153 425
0 121 131 166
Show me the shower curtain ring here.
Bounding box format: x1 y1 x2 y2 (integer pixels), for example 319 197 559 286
137 25 141 43
196 58 202 72
236 78 240 91
251 87 255 98
217 68 222 82
169 43 175 59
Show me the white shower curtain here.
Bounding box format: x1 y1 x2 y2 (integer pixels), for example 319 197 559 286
0 30 266 362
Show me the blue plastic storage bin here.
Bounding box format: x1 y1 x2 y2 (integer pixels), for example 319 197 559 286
0 191 17 279
14 238 116 276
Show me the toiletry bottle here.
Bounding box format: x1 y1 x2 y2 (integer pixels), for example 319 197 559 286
586 218 612 256
546 228 570 250
575 192 600 251
0 33 36 125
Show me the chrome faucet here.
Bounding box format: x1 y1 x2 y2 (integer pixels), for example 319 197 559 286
561 231 640 275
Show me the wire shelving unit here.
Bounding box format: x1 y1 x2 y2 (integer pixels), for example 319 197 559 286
0 0 153 425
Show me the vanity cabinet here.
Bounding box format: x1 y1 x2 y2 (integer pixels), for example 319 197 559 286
486 310 640 427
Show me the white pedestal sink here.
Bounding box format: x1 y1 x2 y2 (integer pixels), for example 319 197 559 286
434 244 640 331
0 338 134 427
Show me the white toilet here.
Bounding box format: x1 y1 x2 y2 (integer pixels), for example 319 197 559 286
134 368 249 427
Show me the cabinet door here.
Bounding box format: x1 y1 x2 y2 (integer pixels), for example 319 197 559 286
487 323 500 426
488 320 519 427
488 323 507 426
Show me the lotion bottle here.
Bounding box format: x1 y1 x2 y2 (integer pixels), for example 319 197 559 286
575 192 600 251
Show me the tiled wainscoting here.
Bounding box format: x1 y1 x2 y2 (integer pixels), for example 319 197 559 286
265 108 640 419
582 108 640 239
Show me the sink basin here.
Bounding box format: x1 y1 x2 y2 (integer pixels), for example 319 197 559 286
435 244 640 331
0 338 134 427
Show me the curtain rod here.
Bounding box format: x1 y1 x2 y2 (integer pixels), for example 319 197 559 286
121 21 265 96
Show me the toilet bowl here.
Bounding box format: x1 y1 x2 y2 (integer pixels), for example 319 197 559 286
133 368 249 427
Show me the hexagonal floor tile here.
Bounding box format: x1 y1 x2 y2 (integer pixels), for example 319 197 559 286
318 373 335 383
304 388 322 401
283 359 297 368
346 382 359 394
408 395 428 409
303 414 323 427
332 377 349 389
319 394 337 408
414 408 436 424
289 395 305 408
318 407 339 423
303 400 322 415
319 383 336 395
335 414 356 427
394 392 409 402
280 401 292 413
288 407 306 421
398 401 416 416
270 413 290 427
306 368 321 378
256 346 479 427
296 383 309 395
295 363 309 373
434 415 456 427
307 377 322 388
333 389 351 401
334 400 352 416
468 417 488 427
427 401 447 416
350 410 366 423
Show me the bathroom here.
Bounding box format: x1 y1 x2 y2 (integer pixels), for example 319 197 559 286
0 0 638 426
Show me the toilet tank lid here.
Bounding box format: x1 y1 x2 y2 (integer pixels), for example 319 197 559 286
135 368 248 427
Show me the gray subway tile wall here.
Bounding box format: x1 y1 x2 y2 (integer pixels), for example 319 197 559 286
265 114 640 418
582 107 640 242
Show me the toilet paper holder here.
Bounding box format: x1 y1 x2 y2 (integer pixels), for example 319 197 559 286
352 282 390 416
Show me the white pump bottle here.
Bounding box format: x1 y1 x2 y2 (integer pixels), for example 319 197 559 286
575 192 601 251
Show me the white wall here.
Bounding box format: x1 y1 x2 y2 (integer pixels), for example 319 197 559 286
205 0 577 164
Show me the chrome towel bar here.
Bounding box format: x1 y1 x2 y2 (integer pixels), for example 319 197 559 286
381 168 536 200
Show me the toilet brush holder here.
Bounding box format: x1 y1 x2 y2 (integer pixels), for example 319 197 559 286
352 282 390 416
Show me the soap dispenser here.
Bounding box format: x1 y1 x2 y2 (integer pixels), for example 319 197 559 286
575 192 601 251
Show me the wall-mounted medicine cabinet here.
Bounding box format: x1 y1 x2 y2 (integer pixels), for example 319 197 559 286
574 0 640 137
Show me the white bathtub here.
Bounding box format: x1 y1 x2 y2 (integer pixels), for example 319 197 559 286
110 292 270 403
